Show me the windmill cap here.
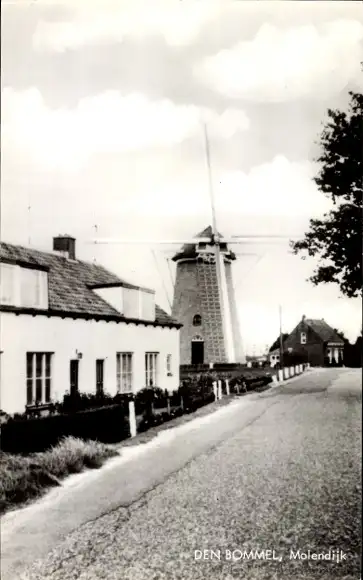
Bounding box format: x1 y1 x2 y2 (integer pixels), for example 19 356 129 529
171 225 236 262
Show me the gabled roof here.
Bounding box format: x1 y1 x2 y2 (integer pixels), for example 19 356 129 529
0 242 180 327
172 225 236 261
269 348 280 356
305 319 344 344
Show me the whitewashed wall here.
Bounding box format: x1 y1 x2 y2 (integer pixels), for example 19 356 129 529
0 312 180 414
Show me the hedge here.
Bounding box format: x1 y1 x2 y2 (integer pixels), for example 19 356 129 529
1 404 130 454
1 370 274 454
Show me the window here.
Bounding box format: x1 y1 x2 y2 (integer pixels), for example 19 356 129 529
193 314 202 326
300 332 307 344
96 359 104 395
116 353 133 393
26 352 52 405
145 352 158 387
166 354 172 375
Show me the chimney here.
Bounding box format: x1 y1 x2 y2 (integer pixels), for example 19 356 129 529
302 314 306 322
53 235 76 260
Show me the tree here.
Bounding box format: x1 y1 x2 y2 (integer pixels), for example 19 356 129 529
291 91 362 298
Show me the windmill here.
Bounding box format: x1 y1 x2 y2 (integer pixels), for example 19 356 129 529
89 124 294 365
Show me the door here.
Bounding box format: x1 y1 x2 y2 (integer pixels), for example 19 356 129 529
96 359 104 395
191 341 204 365
70 360 79 396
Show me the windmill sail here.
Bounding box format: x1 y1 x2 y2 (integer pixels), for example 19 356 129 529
203 124 236 363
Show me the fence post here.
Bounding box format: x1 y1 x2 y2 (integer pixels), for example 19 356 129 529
226 379 230 396
272 375 278 385
284 367 290 380
213 381 218 400
167 398 171 415
218 380 222 400
278 369 283 382
129 400 137 438
180 396 184 411
290 366 295 377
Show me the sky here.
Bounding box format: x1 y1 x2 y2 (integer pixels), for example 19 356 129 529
1 0 362 354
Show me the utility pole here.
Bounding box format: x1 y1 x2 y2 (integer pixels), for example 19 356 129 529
279 305 284 368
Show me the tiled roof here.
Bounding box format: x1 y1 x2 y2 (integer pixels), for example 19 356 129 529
0 242 180 327
306 319 344 344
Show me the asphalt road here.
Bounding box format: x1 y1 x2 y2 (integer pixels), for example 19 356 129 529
2 368 361 580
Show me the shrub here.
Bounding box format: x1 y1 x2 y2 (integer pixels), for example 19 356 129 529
135 387 168 415
59 392 131 414
1 404 130 454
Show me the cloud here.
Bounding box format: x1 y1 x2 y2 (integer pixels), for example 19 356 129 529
195 19 363 102
32 0 219 51
1 87 249 169
117 155 332 219
217 156 332 217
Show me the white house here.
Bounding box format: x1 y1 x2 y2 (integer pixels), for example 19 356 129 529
0 235 181 415
269 349 280 368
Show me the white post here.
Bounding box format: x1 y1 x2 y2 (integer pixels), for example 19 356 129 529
218 380 222 399
213 381 218 400
129 401 137 438
272 375 278 385
278 369 284 382
295 365 299 375
284 367 290 380
299 364 303 373
226 379 230 396
290 366 295 377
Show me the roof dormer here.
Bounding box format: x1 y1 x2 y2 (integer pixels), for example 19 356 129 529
0 261 49 310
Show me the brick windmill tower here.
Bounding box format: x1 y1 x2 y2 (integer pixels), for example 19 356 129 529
171 225 244 365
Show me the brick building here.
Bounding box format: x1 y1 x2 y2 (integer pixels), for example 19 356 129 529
171 226 244 365
282 315 345 366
